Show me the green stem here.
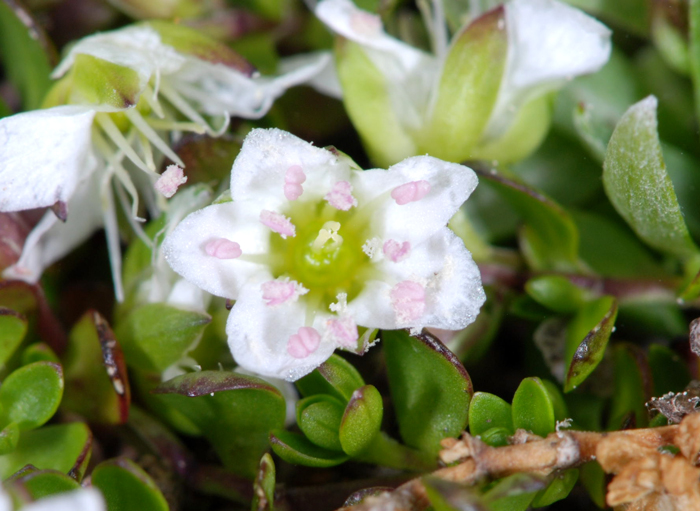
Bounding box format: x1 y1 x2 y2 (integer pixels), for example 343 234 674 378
354 432 436 472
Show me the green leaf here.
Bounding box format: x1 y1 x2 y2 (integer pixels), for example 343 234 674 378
424 7 507 163
21 343 59 366
531 469 579 507
270 430 349 468
525 276 587 314
0 422 19 455
608 344 651 429
0 361 63 431
63 311 130 424
603 95 699 259
339 385 383 456
476 169 580 272
564 296 618 393
483 473 547 511
0 422 92 479
480 427 511 447
423 477 486 511
116 303 211 373
541 380 569 422
648 344 690 395
251 453 275 511
511 377 555 438
295 354 365 403
383 330 472 455
468 392 513 437
0 308 27 368
153 371 285 478
0 0 53 110
579 461 606 508
297 395 345 451
6 468 80 500
690 0 700 131
92 458 168 511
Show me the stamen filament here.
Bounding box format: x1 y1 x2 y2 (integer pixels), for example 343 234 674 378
138 132 156 171
100 173 124 302
146 118 206 134
143 83 165 119
125 108 185 167
95 113 154 174
159 82 229 137
114 181 155 248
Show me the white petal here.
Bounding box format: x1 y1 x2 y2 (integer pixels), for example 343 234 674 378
227 283 336 381
485 0 611 137
229 128 351 209
162 202 271 299
352 155 478 246
280 51 343 100
3 171 104 284
166 278 210 311
0 106 97 212
315 0 438 131
53 25 184 88
25 488 106 511
347 228 485 330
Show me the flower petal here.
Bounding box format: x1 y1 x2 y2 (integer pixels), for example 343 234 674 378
485 0 611 137
0 106 97 212
227 284 336 381
3 170 103 284
353 155 478 245
347 228 485 331
162 202 272 299
229 128 351 210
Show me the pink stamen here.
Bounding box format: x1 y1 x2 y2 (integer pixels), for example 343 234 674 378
155 164 187 198
260 210 295 238
383 240 411 262
261 279 306 306
287 327 321 359
391 180 431 205
204 238 242 259
284 165 306 201
326 316 359 348
325 181 357 211
390 281 426 323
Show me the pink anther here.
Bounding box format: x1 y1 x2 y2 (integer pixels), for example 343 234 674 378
261 280 299 306
284 165 306 201
155 164 188 198
383 240 411 262
204 238 242 259
391 180 431 205
390 281 426 323
287 327 321 359
326 316 359 348
325 181 357 211
260 210 295 238
350 11 383 36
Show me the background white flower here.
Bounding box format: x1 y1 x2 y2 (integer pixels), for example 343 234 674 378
163 128 485 381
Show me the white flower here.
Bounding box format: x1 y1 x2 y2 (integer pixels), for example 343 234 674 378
0 486 105 511
314 0 611 165
163 128 485 381
0 22 334 300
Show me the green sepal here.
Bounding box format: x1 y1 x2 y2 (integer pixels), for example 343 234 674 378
71 54 142 109
296 395 345 451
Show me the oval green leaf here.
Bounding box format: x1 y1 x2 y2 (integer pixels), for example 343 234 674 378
531 468 579 507
270 430 348 468
0 361 63 431
383 330 472 455
92 458 168 511
339 384 383 456
469 392 513 437
298 397 344 451
525 276 587 314
511 377 555 438
0 308 27 368
7 468 80 500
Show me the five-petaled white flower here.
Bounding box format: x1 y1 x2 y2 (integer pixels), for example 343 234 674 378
0 21 333 300
163 128 486 381
314 0 612 166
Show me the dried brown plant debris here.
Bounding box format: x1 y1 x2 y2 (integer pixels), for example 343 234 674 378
335 414 700 511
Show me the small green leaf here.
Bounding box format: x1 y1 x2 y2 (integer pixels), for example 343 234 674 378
295 354 365 402
383 330 472 455
525 276 587 314
690 0 700 131
483 473 547 511
0 308 27 368
92 458 168 511
0 422 19 455
648 344 691 395
468 392 513 437
603 95 699 259
564 296 618 392
269 430 348 468
476 170 580 272
339 385 383 456
541 380 568 422
579 461 606 508
251 453 275 511
7 468 80 500
0 361 63 431
480 427 511 447
116 303 211 373
0 422 92 479
0 0 53 110
512 377 555 438
531 469 579 507
424 7 507 163
153 371 285 478
63 311 130 424
297 395 344 451
608 344 652 429
21 343 59 366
